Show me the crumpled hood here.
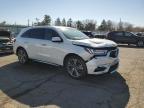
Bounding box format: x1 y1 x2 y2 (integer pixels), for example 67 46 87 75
72 38 117 48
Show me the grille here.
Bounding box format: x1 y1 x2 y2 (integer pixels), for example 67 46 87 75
93 47 117 50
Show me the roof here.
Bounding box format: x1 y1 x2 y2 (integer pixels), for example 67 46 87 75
26 26 71 29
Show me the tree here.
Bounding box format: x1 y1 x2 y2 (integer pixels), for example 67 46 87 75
107 20 114 31
133 27 144 32
41 15 51 25
35 15 51 26
55 18 61 26
67 18 73 27
0 21 6 26
124 22 133 31
62 18 66 26
117 19 124 31
76 20 84 30
98 19 107 31
84 20 96 31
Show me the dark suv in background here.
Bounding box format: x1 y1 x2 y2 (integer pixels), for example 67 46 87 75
83 31 95 38
0 30 13 53
107 31 144 47
83 31 106 39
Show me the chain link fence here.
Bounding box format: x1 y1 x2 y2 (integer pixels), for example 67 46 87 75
0 25 28 36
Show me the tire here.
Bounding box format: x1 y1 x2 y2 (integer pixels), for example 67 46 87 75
17 48 29 64
64 55 87 79
137 40 144 47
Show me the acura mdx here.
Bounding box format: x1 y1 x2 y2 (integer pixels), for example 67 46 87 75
14 26 119 79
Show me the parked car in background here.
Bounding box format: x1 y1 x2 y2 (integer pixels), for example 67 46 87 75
136 32 144 37
94 34 106 39
0 30 13 53
83 31 95 38
83 31 106 39
14 26 119 79
107 31 144 47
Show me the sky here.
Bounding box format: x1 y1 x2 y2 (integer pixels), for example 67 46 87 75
0 0 144 27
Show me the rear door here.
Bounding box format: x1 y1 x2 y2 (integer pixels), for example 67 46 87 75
113 31 125 43
21 28 45 60
123 32 137 44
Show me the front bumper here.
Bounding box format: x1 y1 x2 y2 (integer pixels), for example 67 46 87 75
86 56 119 75
0 45 13 53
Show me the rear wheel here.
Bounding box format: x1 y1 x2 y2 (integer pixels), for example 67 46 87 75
137 40 144 47
64 55 87 79
17 48 29 64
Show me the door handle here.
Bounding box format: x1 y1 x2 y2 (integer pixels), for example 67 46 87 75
41 44 47 46
24 42 28 44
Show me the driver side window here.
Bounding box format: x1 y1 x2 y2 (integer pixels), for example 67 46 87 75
114 32 123 36
45 29 60 40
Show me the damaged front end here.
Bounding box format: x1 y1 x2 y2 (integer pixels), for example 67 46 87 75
0 30 13 53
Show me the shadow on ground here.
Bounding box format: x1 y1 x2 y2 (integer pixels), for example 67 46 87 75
0 61 130 108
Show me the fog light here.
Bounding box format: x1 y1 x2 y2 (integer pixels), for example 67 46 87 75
94 66 106 72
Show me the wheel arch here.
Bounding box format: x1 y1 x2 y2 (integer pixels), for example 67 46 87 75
16 46 28 56
63 53 85 66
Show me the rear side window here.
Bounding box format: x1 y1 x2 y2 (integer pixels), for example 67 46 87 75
114 32 123 36
30 28 45 39
45 29 60 40
21 28 45 39
21 29 31 38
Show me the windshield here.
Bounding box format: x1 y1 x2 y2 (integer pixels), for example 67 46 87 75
0 31 11 39
59 27 89 40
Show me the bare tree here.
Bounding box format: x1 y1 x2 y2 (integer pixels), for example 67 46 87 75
117 19 124 31
124 22 133 31
107 20 115 31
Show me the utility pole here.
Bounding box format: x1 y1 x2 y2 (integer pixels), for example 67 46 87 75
36 18 39 25
28 19 30 27
32 22 33 26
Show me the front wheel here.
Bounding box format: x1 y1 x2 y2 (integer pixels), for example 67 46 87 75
137 40 144 47
17 48 29 64
64 55 87 79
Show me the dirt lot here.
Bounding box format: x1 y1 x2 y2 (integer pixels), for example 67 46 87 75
0 46 144 108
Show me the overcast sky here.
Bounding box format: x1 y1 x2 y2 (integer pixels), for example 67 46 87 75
0 0 144 27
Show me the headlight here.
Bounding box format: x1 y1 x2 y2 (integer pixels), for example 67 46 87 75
84 48 108 56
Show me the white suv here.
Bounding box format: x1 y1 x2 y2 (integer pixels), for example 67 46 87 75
14 26 119 79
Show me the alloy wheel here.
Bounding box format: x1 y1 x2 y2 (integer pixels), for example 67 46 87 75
66 58 84 78
137 41 144 47
17 49 28 64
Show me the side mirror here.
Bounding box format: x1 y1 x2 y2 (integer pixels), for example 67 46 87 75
52 37 62 42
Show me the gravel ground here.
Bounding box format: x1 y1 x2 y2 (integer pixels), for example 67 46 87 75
0 46 144 108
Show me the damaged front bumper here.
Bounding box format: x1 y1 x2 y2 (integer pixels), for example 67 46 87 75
86 56 119 75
